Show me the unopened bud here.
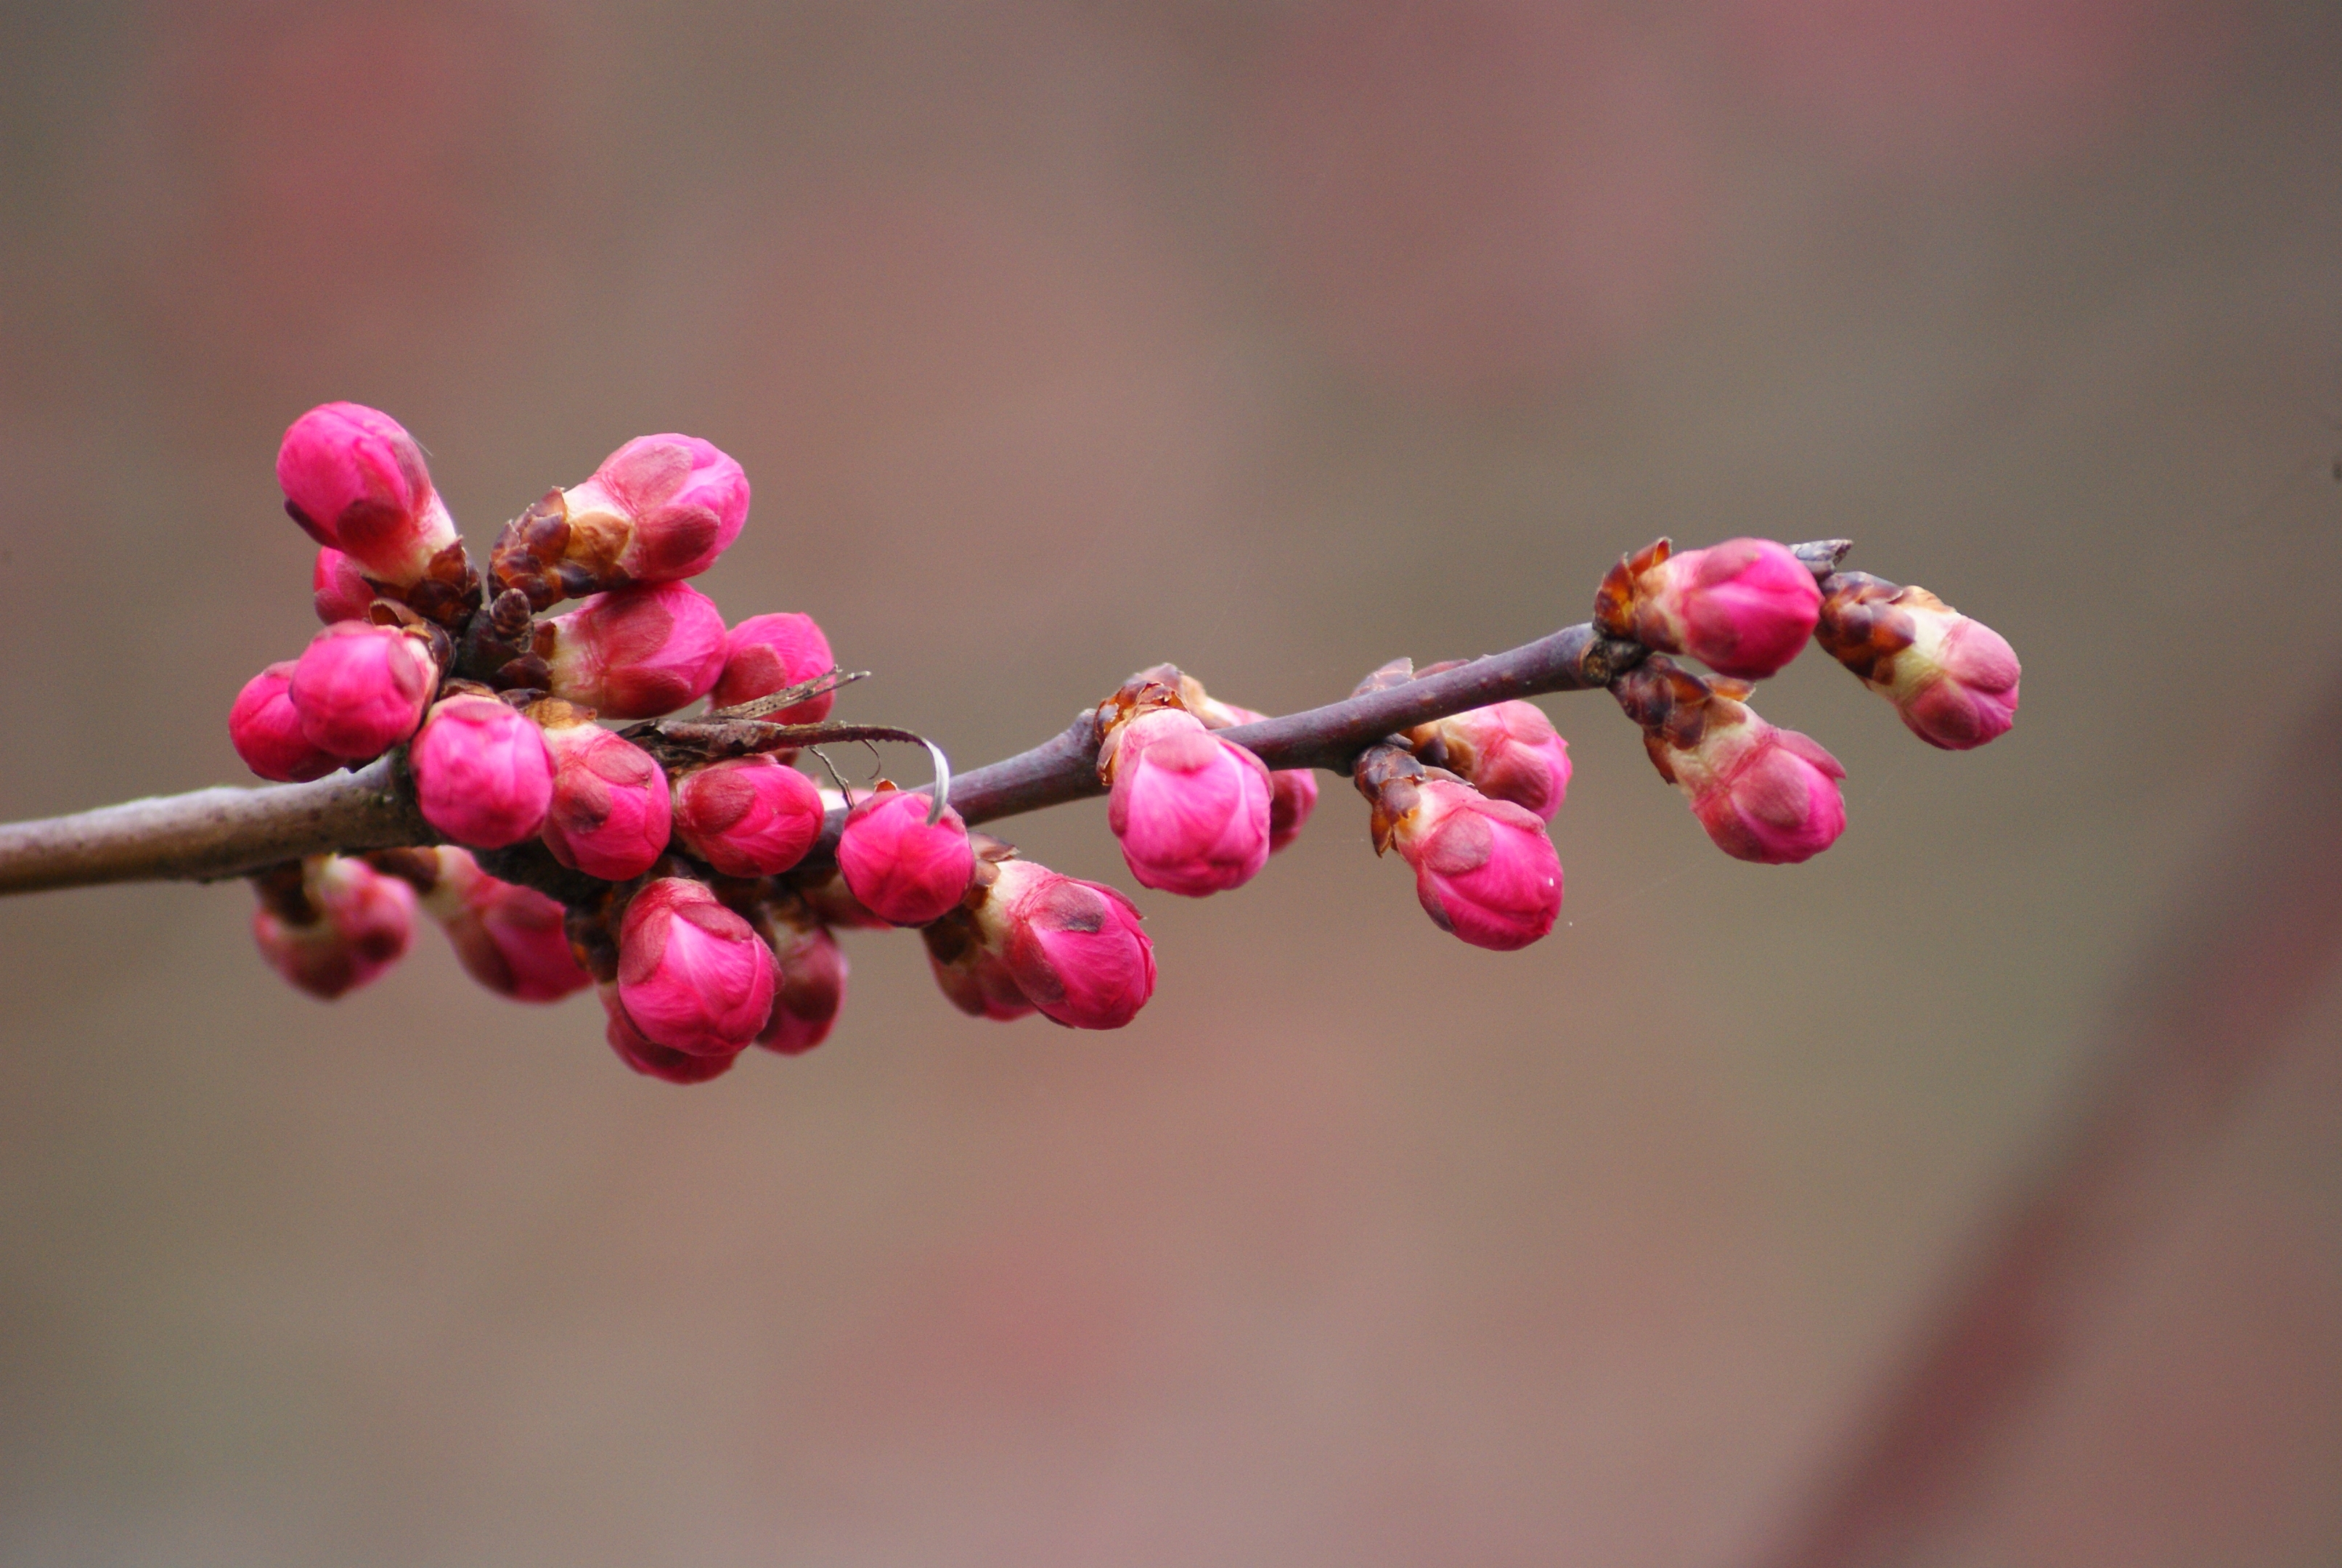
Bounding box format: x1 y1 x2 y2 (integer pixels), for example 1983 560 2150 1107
1180 683 1319 853
393 846 590 1002
1816 573 2020 750
1407 701 1572 821
276 402 462 588
1615 658 1848 864
534 581 728 719
748 905 849 1055
250 855 416 1000
1596 537 1821 680
982 859 1155 1029
672 756 825 876
493 436 749 608
1368 760 1562 951
529 702 673 881
312 547 376 624
600 983 742 1085
922 907 1037 1021
710 612 837 722
616 878 778 1055
287 620 438 760
229 662 339 782
1101 706 1273 896
411 692 555 849
837 787 976 926
790 865 894 931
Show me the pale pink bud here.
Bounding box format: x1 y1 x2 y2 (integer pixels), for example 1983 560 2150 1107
982 859 1155 1029
1668 706 1846 865
312 547 375 624
1600 537 1821 680
756 920 848 1056
1103 707 1273 897
531 704 673 881
1817 575 2020 751
672 756 824 877
560 435 750 585
601 984 741 1085
410 693 555 849
287 621 438 759
1389 778 1562 951
616 878 778 1055
1409 701 1572 821
409 847 589 1003
536 581 728 720
837 788 976 926
709 612 836 721
229 662 338 783
276 402 460 587
250 855 416 1000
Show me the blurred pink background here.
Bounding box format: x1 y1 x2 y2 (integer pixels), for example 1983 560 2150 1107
1 1 2338 1563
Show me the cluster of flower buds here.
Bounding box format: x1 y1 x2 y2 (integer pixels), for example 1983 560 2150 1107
226 404 2020 1085
1597 536 2018 862
233 404 1181 1083
1349 661 1570 951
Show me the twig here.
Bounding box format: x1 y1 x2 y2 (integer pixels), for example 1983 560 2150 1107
0 756 427 896
0 622 1638 897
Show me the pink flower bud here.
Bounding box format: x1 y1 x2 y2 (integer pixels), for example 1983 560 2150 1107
837 788 976 926
709 612 836 722
1408 701 1572 821
410 693 555 849
276 402 460 587
229 662 339 782
312 547 375 624
1186 691 1319 853
672 756 824 876
1268 767 1320 853
1102 707 1273 897
756 919 849 1056
616 878 778 1055
923 910 1037 1021
1816 574 2020 750
601 984 742 1085
250 855 416 1000
287 621 438 760
1388 777 1562 951
404 847 590 1003
982 859 1155 1029
536 581 728 719
1598 537 1821 680
530 703 673 881
1681 718 1845 864
561 434 751 584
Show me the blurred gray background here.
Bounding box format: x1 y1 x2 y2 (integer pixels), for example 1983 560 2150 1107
1 1 2338 1563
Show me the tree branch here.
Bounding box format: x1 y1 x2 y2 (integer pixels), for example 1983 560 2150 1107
0 623 1636 898
0 539 1853 900
0 756 429 896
